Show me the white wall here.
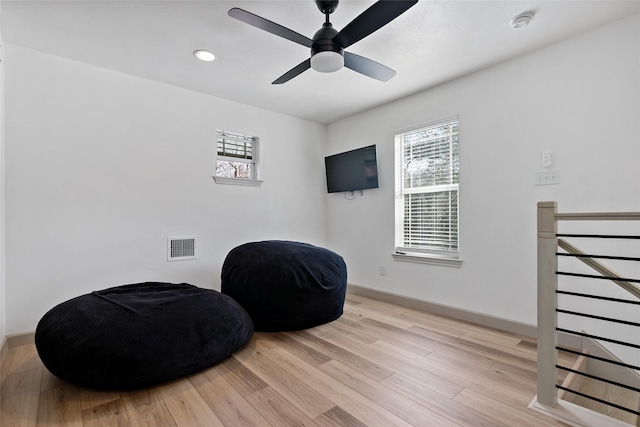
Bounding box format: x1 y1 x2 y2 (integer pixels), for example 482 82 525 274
0 3 6 345
4 12 639 346
327 14 640 327
4 45 328 335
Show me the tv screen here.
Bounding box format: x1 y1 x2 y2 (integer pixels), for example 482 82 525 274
325 145 379 193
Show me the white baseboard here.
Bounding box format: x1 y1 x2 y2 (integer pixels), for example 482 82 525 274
2 287 592 366
1 331 36 366
347 283 581 348
7 331 35 348
0 336 7 365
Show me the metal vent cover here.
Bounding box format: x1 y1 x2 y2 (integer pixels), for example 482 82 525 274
167 236 197 261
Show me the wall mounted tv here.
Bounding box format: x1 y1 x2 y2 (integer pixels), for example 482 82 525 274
325 145 379 193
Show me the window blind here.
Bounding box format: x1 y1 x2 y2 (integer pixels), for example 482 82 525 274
403 191 458 251
396 118 460 254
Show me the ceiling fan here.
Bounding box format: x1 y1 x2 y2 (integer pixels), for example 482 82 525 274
228 0 418 84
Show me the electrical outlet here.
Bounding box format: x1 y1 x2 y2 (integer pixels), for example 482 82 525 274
379 265 386 276
534 170 559 186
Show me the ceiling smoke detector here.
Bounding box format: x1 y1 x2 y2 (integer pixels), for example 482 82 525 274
510 12 533 30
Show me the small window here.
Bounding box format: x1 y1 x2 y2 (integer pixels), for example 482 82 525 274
215 129 259 180
394 117 460 260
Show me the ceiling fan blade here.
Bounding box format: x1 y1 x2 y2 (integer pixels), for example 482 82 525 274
272 59 312 84
333 0 418 49
228 8 313 48
344 52 396 82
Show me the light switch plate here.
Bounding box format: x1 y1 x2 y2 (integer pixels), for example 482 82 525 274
535 170 559 186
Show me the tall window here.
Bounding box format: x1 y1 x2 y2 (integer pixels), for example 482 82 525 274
216 129 259 179
395 118 460 258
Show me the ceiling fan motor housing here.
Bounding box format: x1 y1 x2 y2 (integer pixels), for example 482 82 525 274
311 23 344 72
311 23 343 56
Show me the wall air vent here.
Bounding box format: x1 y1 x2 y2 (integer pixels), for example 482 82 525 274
167 236 197 261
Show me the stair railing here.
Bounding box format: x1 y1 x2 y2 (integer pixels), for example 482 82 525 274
533 201 640 427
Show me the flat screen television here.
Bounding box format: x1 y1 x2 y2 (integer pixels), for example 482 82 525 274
325 145 379 193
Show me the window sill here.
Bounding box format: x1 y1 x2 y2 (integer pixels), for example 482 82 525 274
392 252 462 268
212 176 263 187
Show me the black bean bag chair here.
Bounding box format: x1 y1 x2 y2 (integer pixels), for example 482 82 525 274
221 241 347 332
35 282 253 390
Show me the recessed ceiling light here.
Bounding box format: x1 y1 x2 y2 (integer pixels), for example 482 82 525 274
194 49 216 62
510 12 533 30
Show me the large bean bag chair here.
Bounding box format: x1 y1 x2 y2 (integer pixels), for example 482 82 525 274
221 240 347 331
35 282 253 390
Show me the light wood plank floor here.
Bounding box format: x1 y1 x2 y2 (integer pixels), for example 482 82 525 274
1 293 576 426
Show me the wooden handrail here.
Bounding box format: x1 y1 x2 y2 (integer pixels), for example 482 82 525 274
556 212 640 221
557 238 640 300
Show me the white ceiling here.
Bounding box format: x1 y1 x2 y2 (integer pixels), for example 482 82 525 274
2 0 640 124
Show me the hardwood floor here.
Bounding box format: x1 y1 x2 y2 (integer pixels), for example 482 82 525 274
1 293 576 426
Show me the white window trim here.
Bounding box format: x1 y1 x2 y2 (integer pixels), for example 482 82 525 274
212 176 263 187
392 251 462 267
394 117 461 267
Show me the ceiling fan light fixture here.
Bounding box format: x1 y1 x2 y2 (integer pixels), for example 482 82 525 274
193 49 216 62
311 51 344 73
